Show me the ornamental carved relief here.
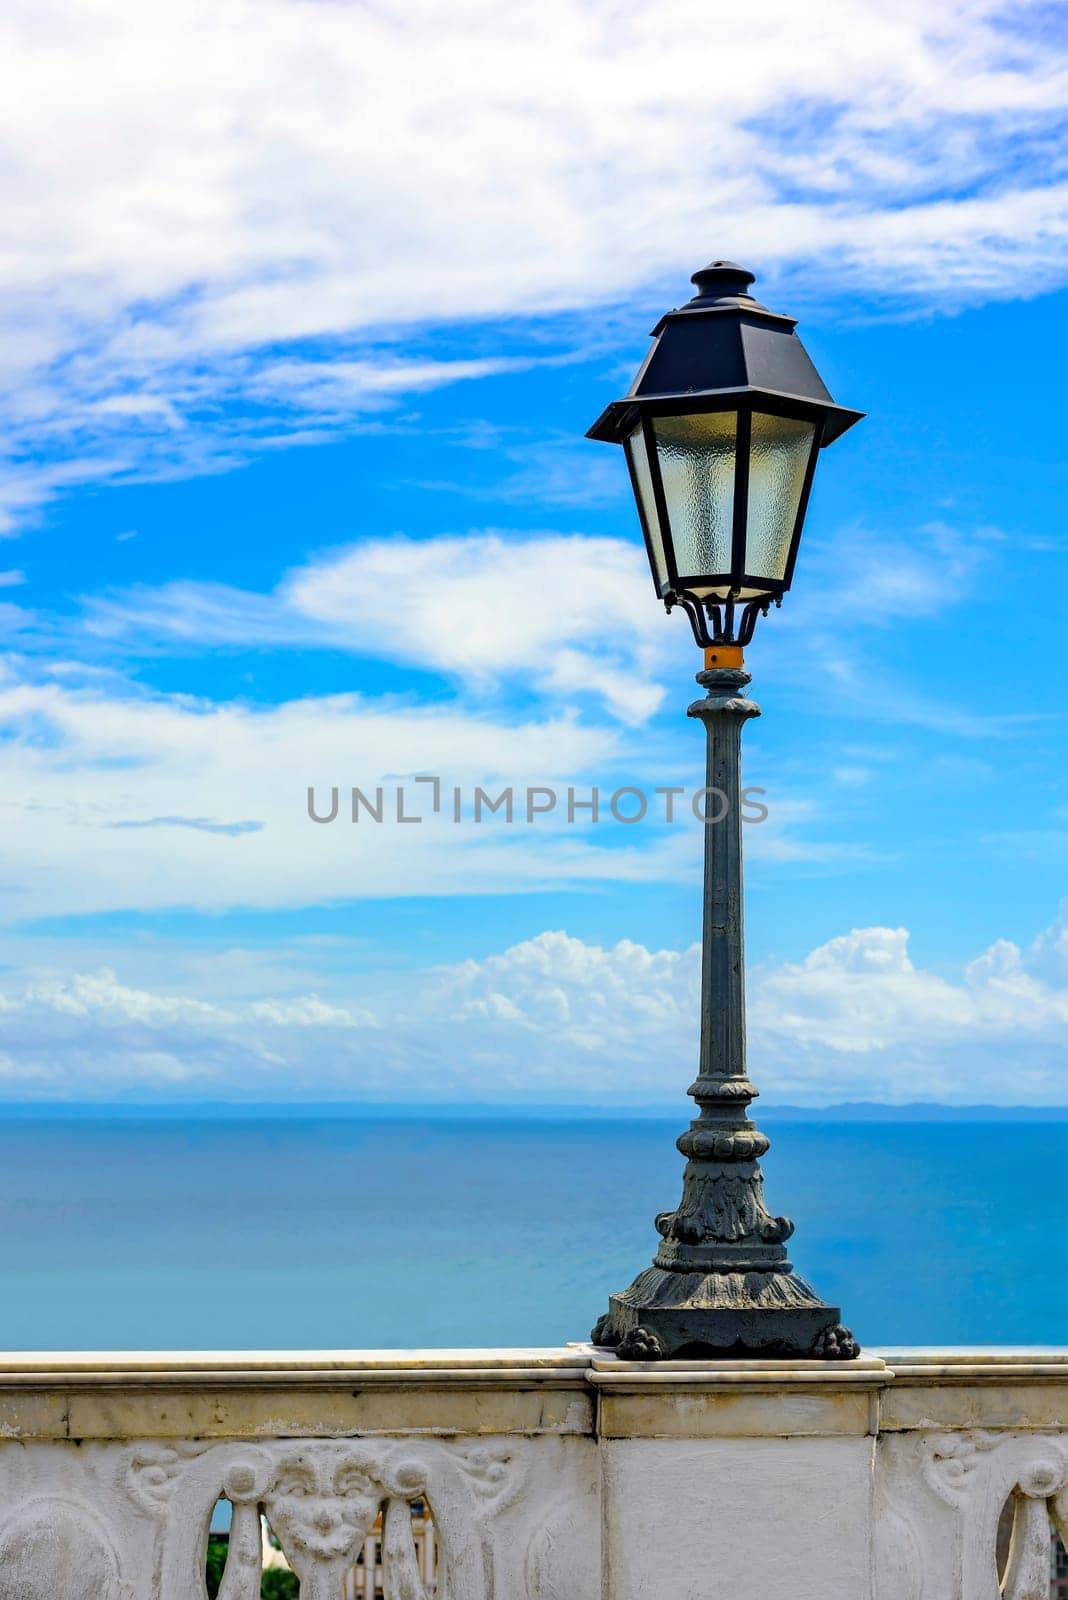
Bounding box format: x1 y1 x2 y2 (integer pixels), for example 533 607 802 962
0 1431 593 1600
121 1435 531 1600
655 1171 793 1247
921 1429 1004 1507
879 1431 1068 1600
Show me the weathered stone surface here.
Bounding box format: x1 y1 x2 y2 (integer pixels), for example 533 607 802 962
0 1501 126 1600
604 1436 875 1600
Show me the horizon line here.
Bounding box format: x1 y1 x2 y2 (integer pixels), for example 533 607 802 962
0 1099 1064 1121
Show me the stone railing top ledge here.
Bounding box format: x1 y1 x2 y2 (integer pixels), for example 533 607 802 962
0 1346 1066 1445
874 1346 1068 1364
0 1347 592 1385
1 1346 1067 1386
873 1347 1068 1385
583 1347 889 1387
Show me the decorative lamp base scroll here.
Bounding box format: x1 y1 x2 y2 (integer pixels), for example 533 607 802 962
592 1276 857 1362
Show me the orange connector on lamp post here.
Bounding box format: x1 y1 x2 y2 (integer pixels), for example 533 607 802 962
703 644 745 671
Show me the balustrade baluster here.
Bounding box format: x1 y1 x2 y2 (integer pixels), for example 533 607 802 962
1001 1491 1056 1600
216 1501 263 1600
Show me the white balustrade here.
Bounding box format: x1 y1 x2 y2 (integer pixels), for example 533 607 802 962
0 1348 1063 1597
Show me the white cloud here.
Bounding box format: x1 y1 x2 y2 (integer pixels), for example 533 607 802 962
0 918 1066 1101
285 533 669 722
0 644 857 921
78 515 1030 738
0 666 637 920
0 0 1065 523
245 357 537 416
426 921 1068 1102
791 520 990 627
0 352 527 532
82 531 676 722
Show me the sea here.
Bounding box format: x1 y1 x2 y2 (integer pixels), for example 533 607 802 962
0 1108 1065 1352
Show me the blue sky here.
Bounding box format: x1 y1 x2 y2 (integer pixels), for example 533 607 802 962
0 0 1066 1103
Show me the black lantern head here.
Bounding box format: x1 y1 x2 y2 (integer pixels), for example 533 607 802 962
587 262 863 650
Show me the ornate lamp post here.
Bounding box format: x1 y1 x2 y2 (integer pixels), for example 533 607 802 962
587 261 863 1361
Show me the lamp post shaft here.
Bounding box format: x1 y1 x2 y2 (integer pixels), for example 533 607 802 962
694 668 756 1088
591 666 857 1361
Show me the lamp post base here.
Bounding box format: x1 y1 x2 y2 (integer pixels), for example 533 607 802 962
592 1266 856 1361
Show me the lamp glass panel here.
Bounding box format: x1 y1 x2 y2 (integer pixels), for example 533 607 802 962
625 425 668 588
652 411 736 582
745 413 815 582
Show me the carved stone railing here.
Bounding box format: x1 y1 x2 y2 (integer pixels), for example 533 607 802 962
0 1348 1064 1597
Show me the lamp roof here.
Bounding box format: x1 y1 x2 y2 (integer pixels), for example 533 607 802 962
587 261 863 445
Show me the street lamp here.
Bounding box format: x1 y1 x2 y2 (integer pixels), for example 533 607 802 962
587 261 863 1361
